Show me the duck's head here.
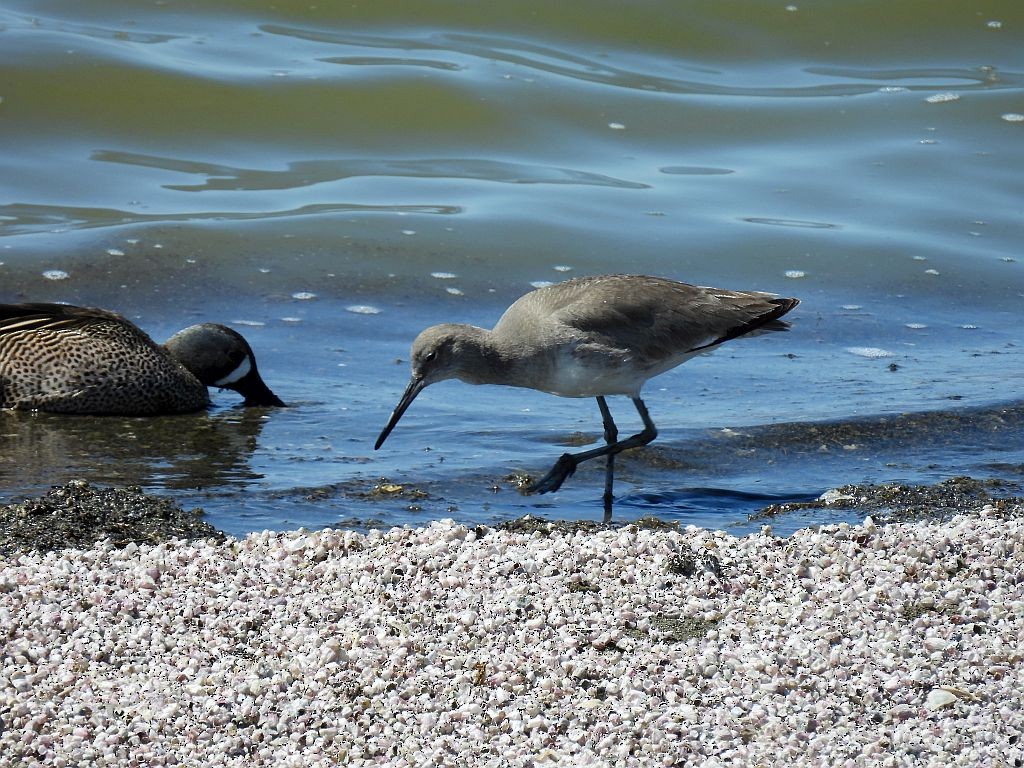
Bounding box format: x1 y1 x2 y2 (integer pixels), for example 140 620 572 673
163 323 285 407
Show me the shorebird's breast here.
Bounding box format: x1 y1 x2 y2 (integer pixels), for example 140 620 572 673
529 344 700 398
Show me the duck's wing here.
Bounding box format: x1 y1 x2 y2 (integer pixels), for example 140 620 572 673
0 303 206 414
0 303 158 347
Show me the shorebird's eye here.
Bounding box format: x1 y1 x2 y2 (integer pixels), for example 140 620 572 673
423 350 437 363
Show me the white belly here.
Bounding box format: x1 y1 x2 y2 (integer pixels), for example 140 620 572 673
536 346 702 398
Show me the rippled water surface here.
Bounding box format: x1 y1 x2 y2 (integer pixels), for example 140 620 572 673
2 1 1023 535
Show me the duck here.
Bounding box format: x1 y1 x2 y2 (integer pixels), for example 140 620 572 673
0 302 284 415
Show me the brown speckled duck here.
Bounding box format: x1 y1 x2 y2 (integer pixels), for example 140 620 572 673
0 303 285 415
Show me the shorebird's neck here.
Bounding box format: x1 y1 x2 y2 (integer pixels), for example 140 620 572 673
447 324 537 388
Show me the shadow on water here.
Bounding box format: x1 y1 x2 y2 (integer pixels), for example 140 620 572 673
4 395 1024 537
233 398 1024 536
0 408 273 495
647 400 1024 474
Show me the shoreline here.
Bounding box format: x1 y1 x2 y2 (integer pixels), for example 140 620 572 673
2 485 1022 766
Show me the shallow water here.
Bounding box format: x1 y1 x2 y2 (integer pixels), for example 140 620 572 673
1 0 1023 536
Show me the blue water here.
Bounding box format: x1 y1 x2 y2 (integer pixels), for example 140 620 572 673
1 1 1023 535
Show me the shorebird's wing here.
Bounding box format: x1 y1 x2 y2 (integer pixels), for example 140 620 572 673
548 276 798 356
685 289 799 352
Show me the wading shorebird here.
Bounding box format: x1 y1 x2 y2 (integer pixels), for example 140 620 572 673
0 302 285 415
375 274 798 520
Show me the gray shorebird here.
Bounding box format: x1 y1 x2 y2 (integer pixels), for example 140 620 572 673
375 274 799 520
0 303 285 415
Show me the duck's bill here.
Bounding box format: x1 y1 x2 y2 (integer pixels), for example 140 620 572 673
234 370 286 407
374 375 425 450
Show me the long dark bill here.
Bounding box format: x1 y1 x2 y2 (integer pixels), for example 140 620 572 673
235 369 286 407
374 376 426 450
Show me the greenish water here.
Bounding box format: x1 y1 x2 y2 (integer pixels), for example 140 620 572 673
1 0 1023 535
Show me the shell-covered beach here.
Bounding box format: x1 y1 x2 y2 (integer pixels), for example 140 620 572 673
3 493 1022 767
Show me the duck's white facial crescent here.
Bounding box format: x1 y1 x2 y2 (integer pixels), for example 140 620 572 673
213 355 252 387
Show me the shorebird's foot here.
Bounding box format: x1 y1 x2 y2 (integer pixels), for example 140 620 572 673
526 453 577 494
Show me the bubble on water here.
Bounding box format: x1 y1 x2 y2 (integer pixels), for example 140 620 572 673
1001 113 1024 123
530 281 554 289
841 304 863 310
232 320 265 327
291 291 317 300
961 324 979 330
912 255 927 261
785 4 798 11
925 93 959 104
106 248 125 256
126 239 139 245
445 287 464 296
784 270 806 279
987 20 1002 29
608 122 626 130
878 86 908 94
905 323 927 329
43 269 69 280
553 265 573 272
346 305 381 315
280 317 302 324
431 272 457 279
847 347 892 359
919 138 938 145
924 269 940 275
401 229 416 236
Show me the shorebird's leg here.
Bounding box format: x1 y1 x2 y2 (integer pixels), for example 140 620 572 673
596 396 618 521
527 396 658 498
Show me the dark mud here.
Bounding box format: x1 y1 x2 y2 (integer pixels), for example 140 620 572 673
0 480 225 556
3 475 1020 557
751 475 1024 525
497 514 681 536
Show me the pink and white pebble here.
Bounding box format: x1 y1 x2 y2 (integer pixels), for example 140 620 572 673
1 507 1023 766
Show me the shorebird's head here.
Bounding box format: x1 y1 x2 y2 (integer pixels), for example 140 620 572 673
163 323 285 408
374 324 479 449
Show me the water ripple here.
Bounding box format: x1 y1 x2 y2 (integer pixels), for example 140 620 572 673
0 202 461 236
320 56 464 72
1 10 181 45
261 25 1024 98
805 65 1023 90
90 151 649 191
742 217 841 230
